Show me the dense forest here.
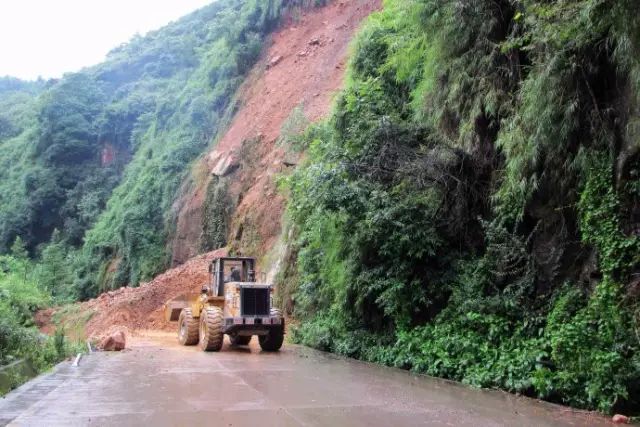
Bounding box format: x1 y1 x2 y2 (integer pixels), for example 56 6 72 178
0 0 323 380
283 0 640 414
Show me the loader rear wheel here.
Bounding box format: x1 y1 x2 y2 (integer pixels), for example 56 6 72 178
199 307 224 351
178 308 199 346
259 308 284 352
230 335 252 346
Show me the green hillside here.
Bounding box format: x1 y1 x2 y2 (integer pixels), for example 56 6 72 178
284 0 640 414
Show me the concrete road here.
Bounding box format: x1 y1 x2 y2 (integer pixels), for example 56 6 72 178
0 332 610 426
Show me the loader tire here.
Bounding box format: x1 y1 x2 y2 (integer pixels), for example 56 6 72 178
178 308 199 346
199 306 224 352
259 308 284 352
230 335 252 346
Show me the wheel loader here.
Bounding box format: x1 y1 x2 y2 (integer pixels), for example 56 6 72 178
164 256 284 352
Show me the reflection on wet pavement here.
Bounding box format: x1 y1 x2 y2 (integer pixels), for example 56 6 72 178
0 332 610 426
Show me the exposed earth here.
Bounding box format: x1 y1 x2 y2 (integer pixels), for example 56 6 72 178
0 332 611 427
171 0 381 267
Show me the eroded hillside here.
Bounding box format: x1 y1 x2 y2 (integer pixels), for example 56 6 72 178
2 0 380 383
41 0 380 339
172 0 381 268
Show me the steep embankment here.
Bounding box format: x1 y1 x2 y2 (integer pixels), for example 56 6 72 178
46 0 379 339
172 0 380 266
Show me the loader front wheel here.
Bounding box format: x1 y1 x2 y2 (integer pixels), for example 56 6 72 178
259 308 284 352
199 307 224 351
178 308 199 346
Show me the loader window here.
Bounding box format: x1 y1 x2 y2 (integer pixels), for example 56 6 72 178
223 261 244 282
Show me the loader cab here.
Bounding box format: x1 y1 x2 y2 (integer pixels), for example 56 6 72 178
208 257 256 296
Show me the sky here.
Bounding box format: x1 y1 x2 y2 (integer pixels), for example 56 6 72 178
0 0 214 81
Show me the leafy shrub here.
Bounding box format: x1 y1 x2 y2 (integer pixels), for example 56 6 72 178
201 177 231 251
0 251 77 385
279 105 310 151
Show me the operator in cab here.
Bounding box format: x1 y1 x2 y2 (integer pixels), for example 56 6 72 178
227 266 241 282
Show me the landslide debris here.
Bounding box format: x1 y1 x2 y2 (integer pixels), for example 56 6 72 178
78 249 226 339
98 330 126 351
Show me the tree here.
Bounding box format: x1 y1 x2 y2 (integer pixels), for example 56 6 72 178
36 230 73 300
10 236 28 260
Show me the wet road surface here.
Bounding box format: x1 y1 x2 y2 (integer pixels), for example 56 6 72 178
0 332 610 426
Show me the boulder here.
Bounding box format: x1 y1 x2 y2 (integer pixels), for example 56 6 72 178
209 152 239 177
100 331 126 351
267 55 282 68
613 414 629 424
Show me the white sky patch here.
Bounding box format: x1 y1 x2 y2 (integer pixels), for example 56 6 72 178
0 0 214 81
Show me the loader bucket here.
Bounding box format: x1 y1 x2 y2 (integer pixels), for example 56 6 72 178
164 294 193 322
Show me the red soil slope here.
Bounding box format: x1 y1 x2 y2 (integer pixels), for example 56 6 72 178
172 0 381 265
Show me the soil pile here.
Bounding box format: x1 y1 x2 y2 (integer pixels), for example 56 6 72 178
34 308 55 335
80 248 226 339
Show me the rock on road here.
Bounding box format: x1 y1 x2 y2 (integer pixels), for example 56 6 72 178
0 332 609 426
